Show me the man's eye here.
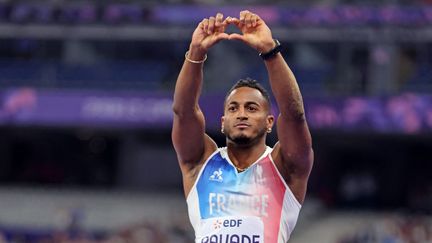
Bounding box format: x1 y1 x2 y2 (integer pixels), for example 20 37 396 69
248 106 257 111
228 107 236 111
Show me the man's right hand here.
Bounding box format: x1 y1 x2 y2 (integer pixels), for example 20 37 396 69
188 13 229 59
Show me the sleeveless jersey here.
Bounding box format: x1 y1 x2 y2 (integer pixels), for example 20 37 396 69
186 147 301 243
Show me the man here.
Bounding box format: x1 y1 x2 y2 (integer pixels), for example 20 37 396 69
172 10 313 243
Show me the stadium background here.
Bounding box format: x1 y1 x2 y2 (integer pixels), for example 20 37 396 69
0 0 431 242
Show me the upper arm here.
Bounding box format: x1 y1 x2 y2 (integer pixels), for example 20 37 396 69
263 53 313 203
172 106 217 173
271 114 313 204
274 113 313 178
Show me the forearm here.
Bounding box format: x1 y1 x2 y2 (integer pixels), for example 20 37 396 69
264 54 305 121
267 53 313 174
172 46 208 165
172 47 207 115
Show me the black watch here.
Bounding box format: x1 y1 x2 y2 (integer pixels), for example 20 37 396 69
259 39 282 60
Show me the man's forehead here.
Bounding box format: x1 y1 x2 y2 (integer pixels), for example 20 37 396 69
226 87 266 104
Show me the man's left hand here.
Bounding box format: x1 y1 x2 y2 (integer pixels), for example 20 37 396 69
227 10 276 54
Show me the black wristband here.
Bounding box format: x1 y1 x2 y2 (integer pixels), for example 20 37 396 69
259 39 282 60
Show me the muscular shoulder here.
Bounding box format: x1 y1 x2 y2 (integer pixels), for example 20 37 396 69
179 134 218 196
178 134 217 171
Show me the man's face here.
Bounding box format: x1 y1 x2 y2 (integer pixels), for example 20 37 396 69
222 87 274 146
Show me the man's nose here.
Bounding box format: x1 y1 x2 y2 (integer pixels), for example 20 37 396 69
236 108 248 120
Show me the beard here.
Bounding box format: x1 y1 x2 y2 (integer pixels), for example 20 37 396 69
228 133 252 145
226 127 267 146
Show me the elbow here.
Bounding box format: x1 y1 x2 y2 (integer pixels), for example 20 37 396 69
280 109 306 123
172 103 200 117
172 103 181 115
172 102 188 115
280 99 307 122
292 110 307 122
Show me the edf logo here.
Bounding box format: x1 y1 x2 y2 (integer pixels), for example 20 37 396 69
223 219 242 227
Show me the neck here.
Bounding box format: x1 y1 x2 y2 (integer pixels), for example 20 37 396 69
226 140 267 172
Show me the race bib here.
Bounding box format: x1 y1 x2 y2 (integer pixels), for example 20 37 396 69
196 216 264 243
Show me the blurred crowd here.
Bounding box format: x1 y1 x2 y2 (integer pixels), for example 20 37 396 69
7 0 432 5
338 214 432 243
0 221 194 243
2 214 431 243
3 2 432 26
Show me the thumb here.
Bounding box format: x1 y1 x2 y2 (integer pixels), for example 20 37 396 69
215 33 230 42
228 33 245 42
214 33 229 44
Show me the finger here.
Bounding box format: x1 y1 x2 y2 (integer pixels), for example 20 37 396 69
202 18 209 34
223 16 231 25
245 12 253 28
229 17 242 30
215 13 224 28
227 17 240 25
239 10 248 25
251 14 258 28
208 16 216 34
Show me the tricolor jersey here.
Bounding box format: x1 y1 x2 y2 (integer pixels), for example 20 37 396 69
187 147 301 243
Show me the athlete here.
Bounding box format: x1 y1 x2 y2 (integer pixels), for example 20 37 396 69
172 10 314 243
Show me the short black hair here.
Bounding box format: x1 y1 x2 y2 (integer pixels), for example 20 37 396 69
224 78 271 108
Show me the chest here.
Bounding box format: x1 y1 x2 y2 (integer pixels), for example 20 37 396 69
195 154 286 219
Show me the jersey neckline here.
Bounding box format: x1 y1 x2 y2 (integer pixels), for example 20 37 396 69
219 146 272 174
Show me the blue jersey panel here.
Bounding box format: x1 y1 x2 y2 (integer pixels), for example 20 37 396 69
196 153 237 219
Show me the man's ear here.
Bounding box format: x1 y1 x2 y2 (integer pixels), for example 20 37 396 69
266 115 274 129
221 116 225 133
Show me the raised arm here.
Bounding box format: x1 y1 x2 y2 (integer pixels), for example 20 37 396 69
228 11 313 203
172 13 229 193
